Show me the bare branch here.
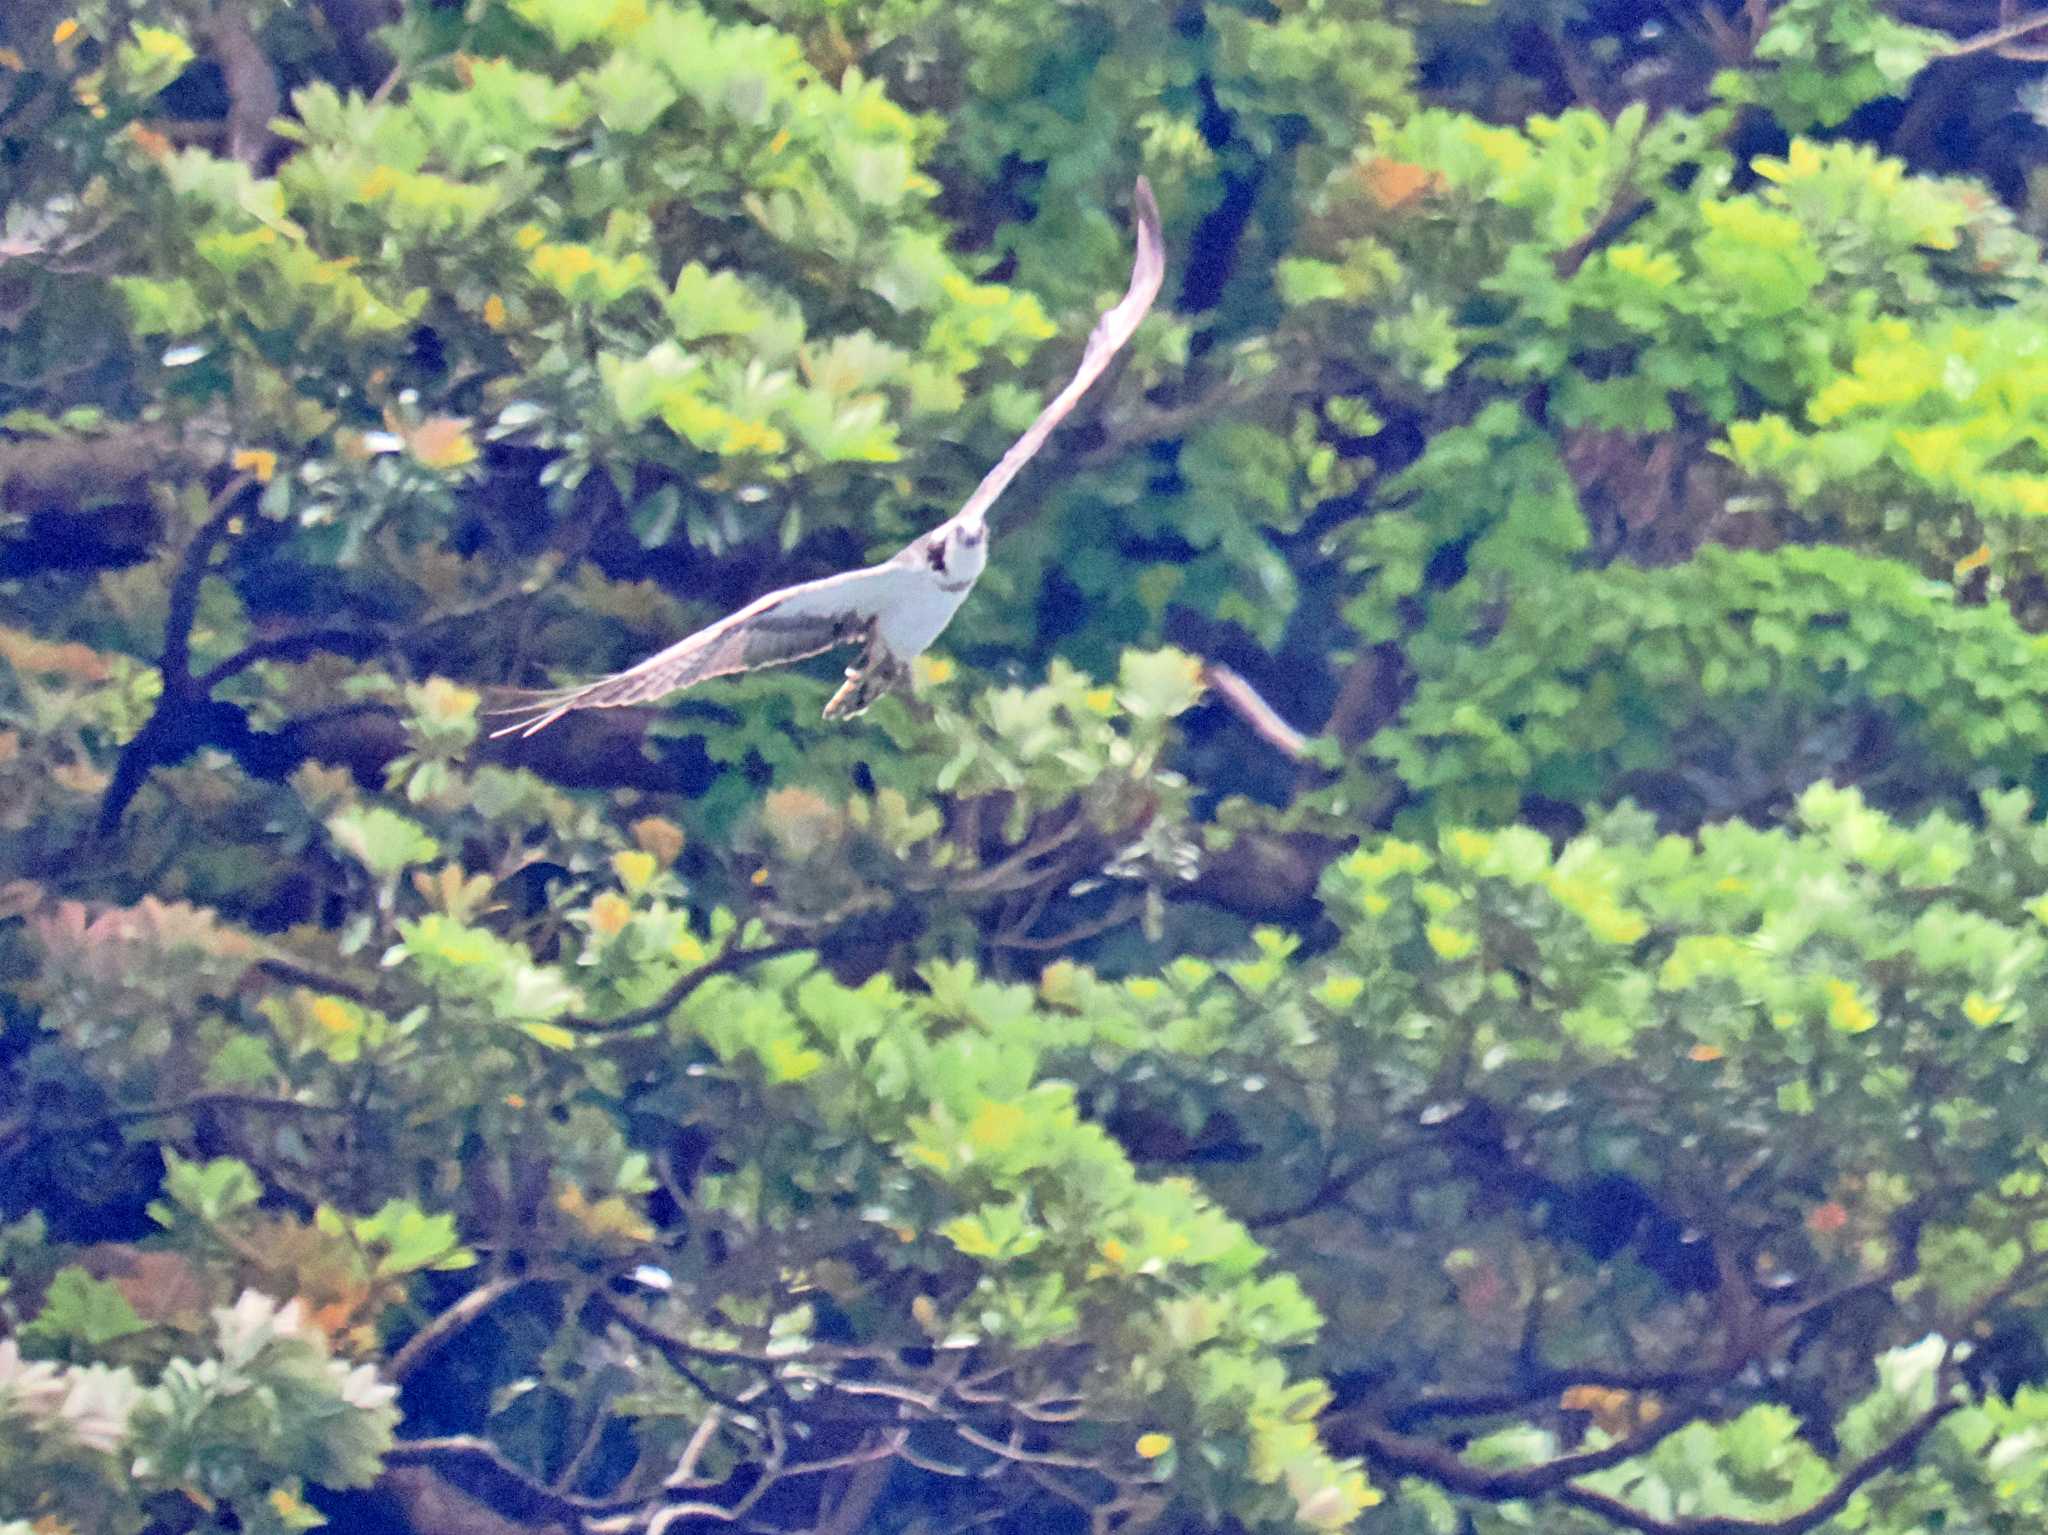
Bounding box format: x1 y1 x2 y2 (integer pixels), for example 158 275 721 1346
896 1439 992 1478
946 808 1091 895
594 1293 780 1412
1244 1150 1392 1229
249 956 377 1003
556 1400 618 1497
950 1418 1111 1474
1555 1399 1959 1535
988 894 1144 952
97 474 256 833
390 1276 531 1382
80 1093 353 1128
1942 5 2048 57
163 474 257 687
385 1436 605 1523
1201 663 1311 761
199 627 383 690
667 1408 728 1490
564 937 813 1035
207 3 281 168
1339 1399 1697 1500
1387 1366 1712 1431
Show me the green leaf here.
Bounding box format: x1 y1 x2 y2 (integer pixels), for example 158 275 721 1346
152 1151 263 1225
20 1267 149 1352
118 23 197 94
327 806 440 880
630 485 682 546
208 1033 281 1087
112 277 207 337
1116 648 1204 721
351 1200 475 1275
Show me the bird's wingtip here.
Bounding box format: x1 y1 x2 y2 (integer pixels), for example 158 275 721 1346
482 685 583 739
484 711 549 740
1128 176 1165 291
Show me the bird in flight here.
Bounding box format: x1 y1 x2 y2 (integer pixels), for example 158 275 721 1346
489 178 1165 738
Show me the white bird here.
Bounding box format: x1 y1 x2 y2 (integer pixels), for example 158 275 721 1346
489 178 1165 738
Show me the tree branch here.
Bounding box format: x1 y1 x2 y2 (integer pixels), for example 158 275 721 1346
389 1275 532 1382
249 956 377 1003
162 474 256 688
1337 1399 1697 1500
1555 1399 1959 1535
207 2 281 168
816 1455 896 1535
1201 662 1311 762
988 894 1143 952
944 807 1091 896
1942 5 2048 57
1376 1230 1925 1432
385 1436 608 1523
563 937 813 1035
85 1092 353 1127
1386 1366 1714 1431
594 1293 780 1412
199 627 384 690
1244 1150 1393 1229
308 0 398 90
1317 641 1405 752
97 475 257 833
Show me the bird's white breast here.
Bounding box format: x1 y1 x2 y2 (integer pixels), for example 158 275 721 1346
877 573 976 658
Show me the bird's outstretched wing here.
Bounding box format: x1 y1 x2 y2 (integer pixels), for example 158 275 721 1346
944 176 1166 539
487 565 921 738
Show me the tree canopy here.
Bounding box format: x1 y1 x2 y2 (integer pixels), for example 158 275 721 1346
10 1 2048 1533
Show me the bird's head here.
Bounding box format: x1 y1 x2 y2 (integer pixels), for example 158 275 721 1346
932 514 989 582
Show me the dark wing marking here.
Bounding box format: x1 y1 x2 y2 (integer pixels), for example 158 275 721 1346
942 177 1166 538
487 565 914 738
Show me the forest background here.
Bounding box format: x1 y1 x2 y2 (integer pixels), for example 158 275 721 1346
11 1 2048 1533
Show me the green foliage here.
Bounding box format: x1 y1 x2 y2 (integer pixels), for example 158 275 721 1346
18 1268 148 1358
668 954 1374 1527
126 0 1065 565
152 1151 263 1226
1724 305 2048 582
130 1291 399 1502
1360 544 2048 828
1716 0 1947 132
0 1290 395 1535
6 755 1371 1528
1344 401 1583 649
1315 104 2048 620
1314 783 2048 1156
